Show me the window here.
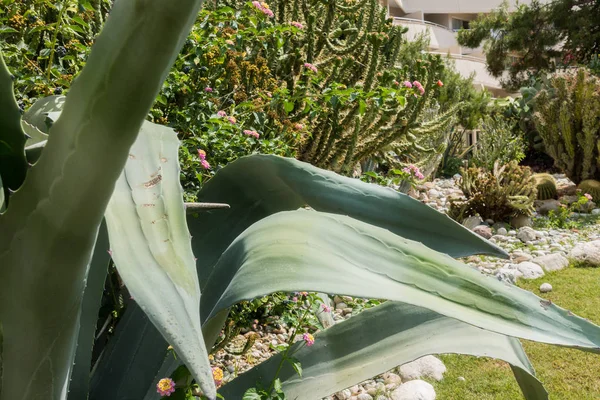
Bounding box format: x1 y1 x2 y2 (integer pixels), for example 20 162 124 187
452 18 470 31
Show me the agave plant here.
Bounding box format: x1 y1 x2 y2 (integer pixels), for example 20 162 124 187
1 1 600 400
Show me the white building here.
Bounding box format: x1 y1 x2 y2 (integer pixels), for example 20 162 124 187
382 0 541 96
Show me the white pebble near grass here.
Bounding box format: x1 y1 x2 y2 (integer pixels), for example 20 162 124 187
540 283 553 293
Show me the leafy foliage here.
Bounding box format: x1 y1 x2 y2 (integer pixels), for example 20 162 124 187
533 68 600 184
449 161 537 223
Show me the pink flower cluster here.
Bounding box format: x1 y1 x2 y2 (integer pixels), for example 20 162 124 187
403 81 412 88
252 1 274 17
156 378 176 397
228 116 237 124
294 123 304 130
584 193 593 201
321 304 332 313
197 149 211 169
243 129 260 139
412 81 425 95
291 21 304 29
303 62 318 73
303 333 315 346
217 110 227 117
204 87 213 93
403 164 424 180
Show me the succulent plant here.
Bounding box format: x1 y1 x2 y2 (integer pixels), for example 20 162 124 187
449 160 538 223
2 2 600 400
534 173 558 200
578 179 600 202
533 68 600 184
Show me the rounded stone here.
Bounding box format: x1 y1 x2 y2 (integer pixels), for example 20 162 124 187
540 283 553 293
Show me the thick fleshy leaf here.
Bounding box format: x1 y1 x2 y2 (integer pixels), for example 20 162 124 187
0 0 206 397
68 222 111 400
0 174 5 213
21 95 65 133
193 155 507 287
201 210 600 352
104 121 215 398
0 51 26 193
219 302 548 400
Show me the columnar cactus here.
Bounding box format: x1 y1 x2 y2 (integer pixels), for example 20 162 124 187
533 68 600 184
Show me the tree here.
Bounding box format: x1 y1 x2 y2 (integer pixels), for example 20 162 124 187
457 0 600 91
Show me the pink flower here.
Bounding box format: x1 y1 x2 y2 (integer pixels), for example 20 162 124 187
197 149 207 160
291 296 298 302
294 123 304 130
156 378 176 397
252 1 274 17
243 129 260 139
200 159 211 169
436 80 444 87
228 116 237 124
584 193 593 201
302 333 315 346
204 87 213 93
303 62 318 73
392 80 399 86
412 80 422 88
291 21 304 29
403 81 412 88
321 304 331 313
225 39 234 45
403 164 424 180
217 110 227 117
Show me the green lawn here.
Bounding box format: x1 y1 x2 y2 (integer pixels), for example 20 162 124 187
430 266 600 400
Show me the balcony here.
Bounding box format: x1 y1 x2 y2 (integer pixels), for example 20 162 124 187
392 18 505 93
390 0 540 14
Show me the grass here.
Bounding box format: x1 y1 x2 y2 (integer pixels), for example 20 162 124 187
430 266 600 399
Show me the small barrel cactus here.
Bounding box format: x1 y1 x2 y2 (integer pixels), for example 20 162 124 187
578 179 600 202
533 173 557 200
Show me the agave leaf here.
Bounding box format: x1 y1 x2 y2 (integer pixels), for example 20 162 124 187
0 0 207 397
202 209 600 352
67 222 111 400
21 121 49 147
104 121 215 398
21 95 65 133
0 174 5 213
90 152 507 399
193 155 507 287
219 302 548 400
0 51 27 193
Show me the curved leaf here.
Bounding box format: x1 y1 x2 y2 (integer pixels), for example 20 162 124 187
0 51 26 193
21 95 66 133
219 302 548 400
0 0 206 397
68 222 111 400
193 155 507 287
202 209 600 352
104 121 215 398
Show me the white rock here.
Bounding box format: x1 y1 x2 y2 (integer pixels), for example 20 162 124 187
532 253 569 272
336 389 352 400
336 302 348 310
516 262 545 279
570 240 600 267
462 215 483 230
458 376 466 381
592 209 600 215
517 227 539 243
391 380 436 400
428 189 441 198
540 283 553 293
398 355 446 382
497 227 508 236
357 394 373 400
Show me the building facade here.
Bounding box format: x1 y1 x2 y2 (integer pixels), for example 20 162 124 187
381 0 540 96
